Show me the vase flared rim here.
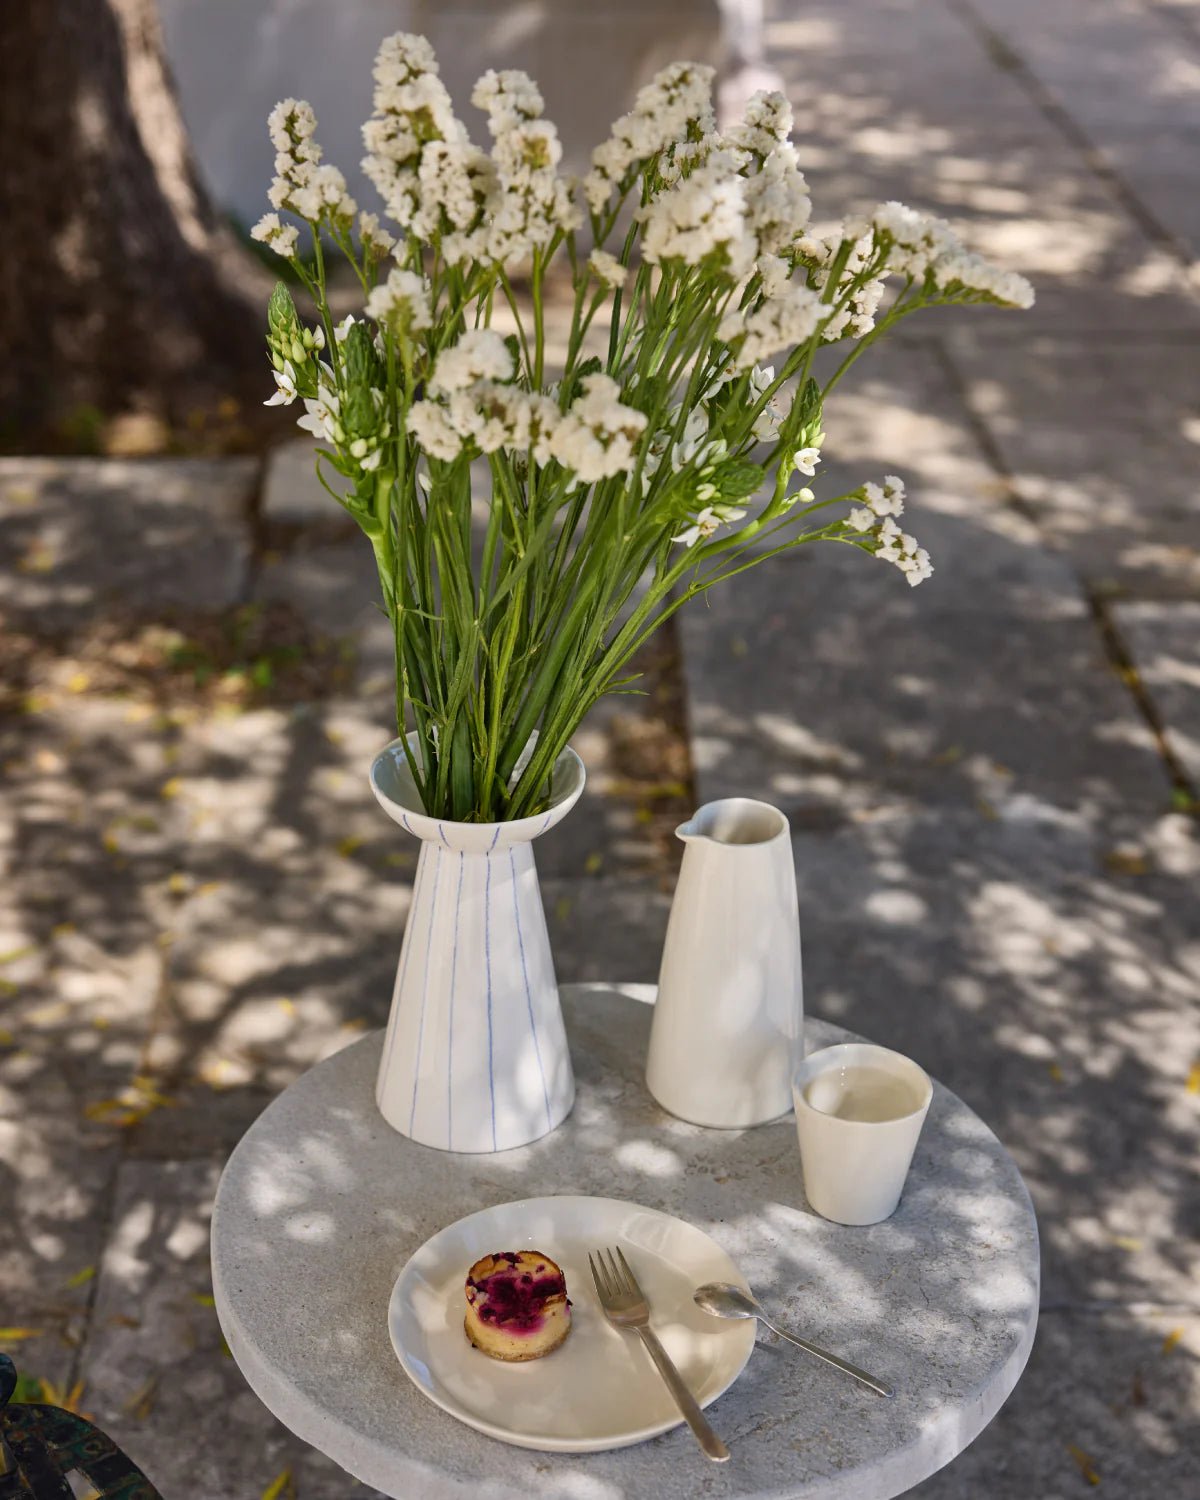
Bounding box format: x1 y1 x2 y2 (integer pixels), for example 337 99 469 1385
369 732 585 851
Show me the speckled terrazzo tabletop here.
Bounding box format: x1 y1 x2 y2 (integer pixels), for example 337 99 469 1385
211 983 1039 1500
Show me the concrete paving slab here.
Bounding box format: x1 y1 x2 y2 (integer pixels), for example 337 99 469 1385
1113 601 1200 785
945 331 1200 597
957 0 1200 259
0 1120 119 1393
0 459 257 625
762 0 1199 332
78 1157 387 1498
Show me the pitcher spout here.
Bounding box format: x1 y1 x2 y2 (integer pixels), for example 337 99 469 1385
676 798 789 847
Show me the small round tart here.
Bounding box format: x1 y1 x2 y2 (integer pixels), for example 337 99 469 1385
464 1250 571 1362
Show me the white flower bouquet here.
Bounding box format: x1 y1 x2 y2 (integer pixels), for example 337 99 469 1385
255 33 1033 823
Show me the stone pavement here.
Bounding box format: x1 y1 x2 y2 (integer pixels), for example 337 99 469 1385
2 1 1198 1495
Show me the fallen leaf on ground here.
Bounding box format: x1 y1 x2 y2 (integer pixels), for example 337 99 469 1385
1047 1063 1065 1083
160 777 182 799
261 1469 295 1500
122 1376 157 1421
66 672 90 693
1067 1443 1100 1485
1103 849 1148 876
337 835 365 857
1187 1061 1200 1094
65 1266 96 1289
192 1292 216 1308
84 1075 178 1129
1110 1235 1142 1253
1161 1327 1184 1355
0 1328 41 1342
0 945 36 968
584 852 603 874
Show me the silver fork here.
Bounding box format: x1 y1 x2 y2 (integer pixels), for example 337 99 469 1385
589 1246 730 1463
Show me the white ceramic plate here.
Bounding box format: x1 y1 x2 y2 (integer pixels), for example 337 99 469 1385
388 1194 756 1453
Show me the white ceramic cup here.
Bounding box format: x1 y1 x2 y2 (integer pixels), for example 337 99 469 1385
792 1043 932 1226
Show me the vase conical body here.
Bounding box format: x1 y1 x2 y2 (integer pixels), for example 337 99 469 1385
646 797 803 1127
370 737 583 1153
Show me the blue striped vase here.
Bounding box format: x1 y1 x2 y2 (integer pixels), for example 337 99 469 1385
368 735 584 1152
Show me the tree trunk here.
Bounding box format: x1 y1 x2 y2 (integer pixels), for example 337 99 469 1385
0 0 269 449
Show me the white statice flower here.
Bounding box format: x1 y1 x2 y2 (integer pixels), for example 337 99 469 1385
724 90 792 159
719 280 822 369
334 315 356 344
931 249 1035 309
794 225 886 341
870 200 1034 308
472 69 544 136
673 501 747 548
861 474 905 517
265 98 356 227
250 212 300 258
429 329 513 396
640 152 757 280
413 140 496 260
870 201 957 277
847 505 874 532
585 62 716 213
265 360 299 406
743 145 811 255
445 384 562 461
407 400 465 461
358 212 396 257
866 514 934 586
549 374 648 482
361 32 465 230
793 446 821 476
365 267 433 334
486 117 581 263
588 249 628 289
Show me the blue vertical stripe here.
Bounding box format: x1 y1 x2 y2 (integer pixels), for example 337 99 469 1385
510 849 551 1130
408 847 441 1134
446 851 465 1149
489 825 501 851
438 822 451 848
485 853 496 1149
380 852 424 1089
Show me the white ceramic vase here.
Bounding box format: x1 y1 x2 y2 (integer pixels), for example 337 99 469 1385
646 797 803 1127
369 735 584 1153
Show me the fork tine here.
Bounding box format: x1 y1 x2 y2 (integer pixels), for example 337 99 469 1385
588 1251 608 1300
603 1248 624 1294
614 1246 640 1296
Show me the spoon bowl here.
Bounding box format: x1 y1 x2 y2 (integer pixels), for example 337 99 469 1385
693 1281 894 1398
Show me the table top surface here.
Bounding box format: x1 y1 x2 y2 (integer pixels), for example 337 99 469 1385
211 984 1039 1500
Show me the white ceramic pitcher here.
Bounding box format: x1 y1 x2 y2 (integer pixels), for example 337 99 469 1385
646 798 802 1127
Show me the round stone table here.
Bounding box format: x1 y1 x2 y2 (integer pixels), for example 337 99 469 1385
212 984 1039 1500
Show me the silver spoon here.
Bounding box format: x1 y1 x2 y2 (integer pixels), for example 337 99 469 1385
694 1282 895 1398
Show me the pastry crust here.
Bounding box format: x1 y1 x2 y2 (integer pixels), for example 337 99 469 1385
464 1250 571 1361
